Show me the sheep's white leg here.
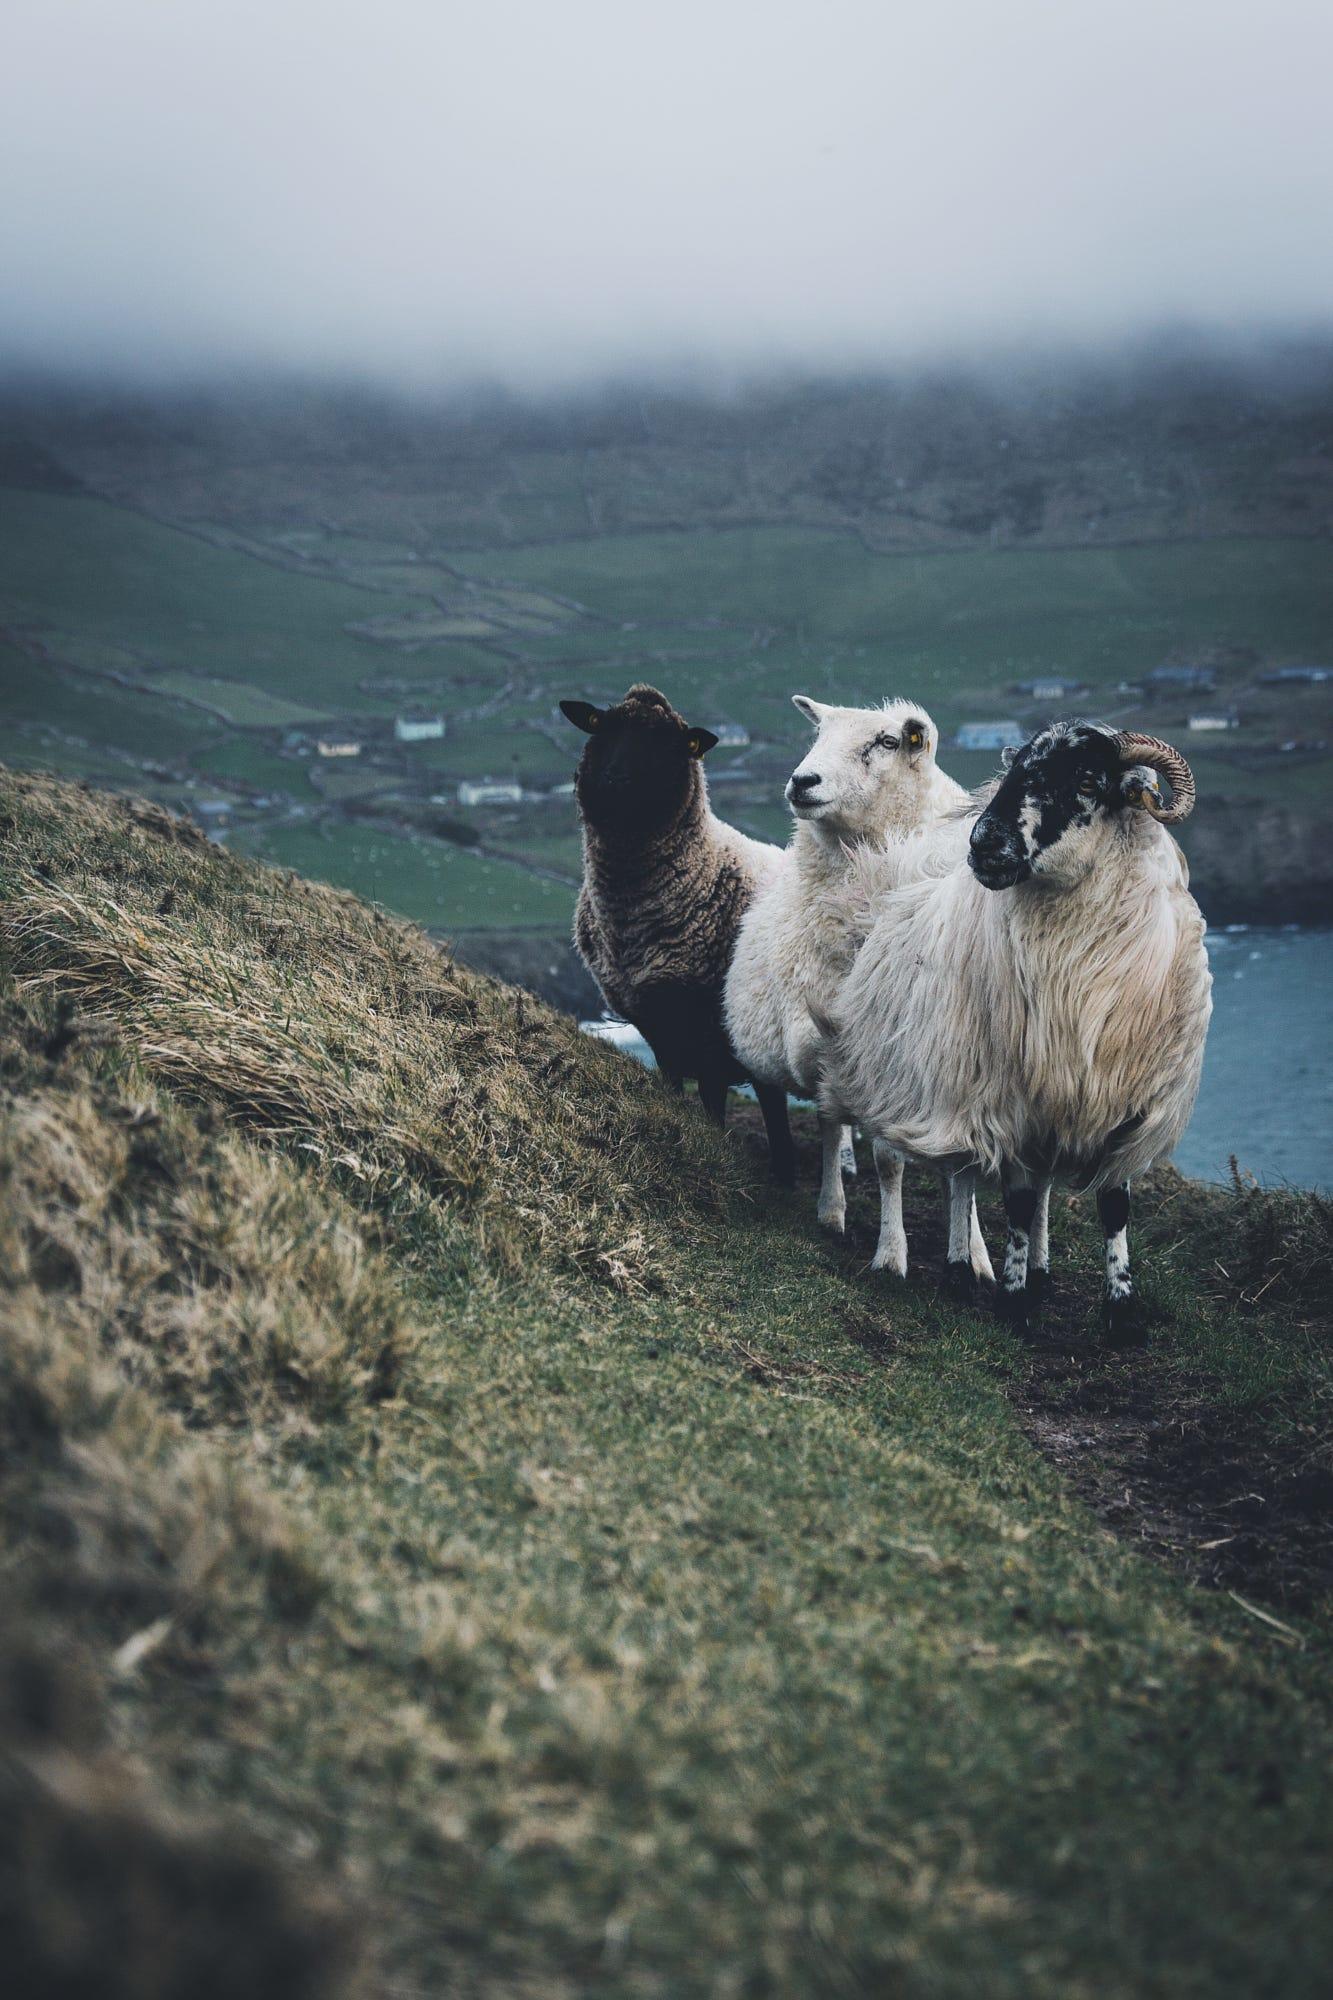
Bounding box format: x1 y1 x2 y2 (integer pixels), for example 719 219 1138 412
839 1124 857 1175
870 1140 907 1277
968 1194 995 1286
1024 1179 1053 1313
942 1167 990 1295
816 1114 847 1232
1098 1180 1145 1344
996 1163 1038 1331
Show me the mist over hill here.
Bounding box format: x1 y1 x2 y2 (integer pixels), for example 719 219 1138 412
9 340 1333 552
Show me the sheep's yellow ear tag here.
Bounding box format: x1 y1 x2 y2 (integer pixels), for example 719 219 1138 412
587 711 599 729
906 726 925 751
688 732 705 757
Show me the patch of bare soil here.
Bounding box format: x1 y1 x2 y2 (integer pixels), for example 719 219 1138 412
729 1100 1333 1617
1008 1330 1333 1618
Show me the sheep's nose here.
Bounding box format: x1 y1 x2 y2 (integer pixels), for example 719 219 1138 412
788 771 821 796
969 816 1009 857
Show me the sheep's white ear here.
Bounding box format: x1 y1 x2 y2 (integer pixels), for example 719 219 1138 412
792 694 825 726
1000 744 1018 770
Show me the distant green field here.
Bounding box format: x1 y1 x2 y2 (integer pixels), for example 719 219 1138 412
0 639 224 763
150 670 332 727
0 490 425 712
450 529 1333 713
229 817 575 931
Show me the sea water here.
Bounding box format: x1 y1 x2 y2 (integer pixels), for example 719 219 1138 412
582 927 1332 1193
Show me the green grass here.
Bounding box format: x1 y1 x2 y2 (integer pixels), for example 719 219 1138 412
149 669 333 727
0 768 1329 1997
449 528 1333 702
191 736 319 798
0 639 224 764
0 490 421 712
229 815 575 930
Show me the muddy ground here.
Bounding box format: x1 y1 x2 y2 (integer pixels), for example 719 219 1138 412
728 1101 1332 1621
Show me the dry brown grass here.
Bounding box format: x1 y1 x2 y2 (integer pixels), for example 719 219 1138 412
0 771 735 1295
0 1023 414 1431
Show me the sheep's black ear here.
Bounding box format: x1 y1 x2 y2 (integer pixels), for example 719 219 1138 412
560 700 603 734
686 727 719 759
903 717 928 753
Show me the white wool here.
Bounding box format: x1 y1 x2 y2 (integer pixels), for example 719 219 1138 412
822 810 1212 1191
724 698 965 1098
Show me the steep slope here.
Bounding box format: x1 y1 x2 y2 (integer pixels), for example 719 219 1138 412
1 768 1330 2000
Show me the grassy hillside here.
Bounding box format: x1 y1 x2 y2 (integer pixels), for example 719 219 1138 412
2 768 1331 1998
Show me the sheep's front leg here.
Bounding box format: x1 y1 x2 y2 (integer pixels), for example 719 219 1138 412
996 1165 1039 1332
816 1114 847 1231
755 1080 796 1189
944 1168 993 1294
1098 1181 1146 1344
869 1140 907 1277
940 1170 991 1296
839 1124 857 1175
697 1070 729 1127
1025 1179 1053 1314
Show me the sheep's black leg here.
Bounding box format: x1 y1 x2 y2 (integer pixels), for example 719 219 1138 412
1098 1181 1146 1344
755 1081 796 1189
697 1070 730 1128
996 1167 1038 1333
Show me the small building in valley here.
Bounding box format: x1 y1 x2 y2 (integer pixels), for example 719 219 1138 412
1146 664 1215 692
458 779 523 808
394 710 446 742
955 720 1023 752
316 733 362 758
1260 665 1332 686
1187 712 1240 732
1014 676 1085 701
710 721 751 747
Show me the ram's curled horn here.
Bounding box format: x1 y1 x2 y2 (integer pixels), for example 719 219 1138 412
1113 731 1196 823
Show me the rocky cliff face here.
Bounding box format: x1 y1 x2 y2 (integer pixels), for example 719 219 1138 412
1180 799 1333 924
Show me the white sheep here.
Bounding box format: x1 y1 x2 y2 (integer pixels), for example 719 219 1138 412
725 695 992 1282
820 723 1212 1336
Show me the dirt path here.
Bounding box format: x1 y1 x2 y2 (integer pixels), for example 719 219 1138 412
728 1100 1332 1618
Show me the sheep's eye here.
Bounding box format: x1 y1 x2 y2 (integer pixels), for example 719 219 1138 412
873 732 898 752
1077 784 1099 804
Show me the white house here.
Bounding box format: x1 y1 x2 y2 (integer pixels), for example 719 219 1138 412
956 720 1023 752
458 779 523 808
394 711 445 743
710 721 750 747
1187 713 1239 732
316 734 362 758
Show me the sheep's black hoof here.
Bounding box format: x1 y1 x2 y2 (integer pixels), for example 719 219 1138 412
1103 1292 1149 1347
1024 1267 1049 1318
943 1260 975 1304
995 1285 1031 1336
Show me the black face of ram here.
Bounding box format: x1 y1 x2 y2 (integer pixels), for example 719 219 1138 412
560 699 713 833
968 723 1125 889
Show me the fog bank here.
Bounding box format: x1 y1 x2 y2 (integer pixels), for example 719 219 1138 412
4 1 1332 388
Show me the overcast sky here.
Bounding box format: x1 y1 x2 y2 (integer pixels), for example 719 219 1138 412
3 0 1332 388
